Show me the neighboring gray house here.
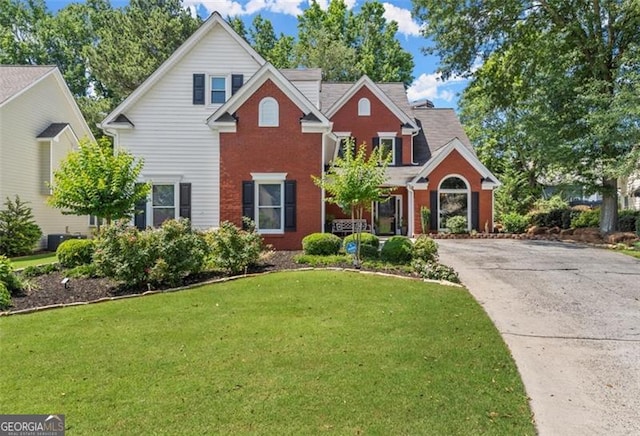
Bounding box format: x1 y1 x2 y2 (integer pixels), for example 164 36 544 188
0 65 94 249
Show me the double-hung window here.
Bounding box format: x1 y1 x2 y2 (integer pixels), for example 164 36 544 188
152 184 176 227
379 137 395 165
257 182 284 233
211 77 226 104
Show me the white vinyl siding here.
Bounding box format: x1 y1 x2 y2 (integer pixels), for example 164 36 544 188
0 72 93 248
39 142 51 195
114 24 262 230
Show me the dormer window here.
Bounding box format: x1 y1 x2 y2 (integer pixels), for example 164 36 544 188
211 77 226 104
358 98 370 116
259 97 279 127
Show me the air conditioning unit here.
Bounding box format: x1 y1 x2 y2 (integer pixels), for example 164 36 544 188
47 234 86 252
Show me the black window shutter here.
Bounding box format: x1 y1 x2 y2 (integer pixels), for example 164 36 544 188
471 191 480 231
231 74 244 95
134 183 147 230
395 137 403 166
193 74 205 105
372 137 379 149
284 180 296 232
179 183 191 220
429 190 438 231
242 181 255 227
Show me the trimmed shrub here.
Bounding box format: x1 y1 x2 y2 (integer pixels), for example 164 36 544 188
95 219 209 288
343 232 380 249
412 235 438 262
501 212 529 234
0 282 11 310
619 210 640 232
302 233 342 255
380 236 413 264
0 255 24 296
0 196 42 257
56 239 95 268
205 219 263 275
150 219 209 287
445 216 467 234
359 244 379 260
412 259 460 284
294 254 349 266
571 209 600 228
94 221 157 287
528 208 577 229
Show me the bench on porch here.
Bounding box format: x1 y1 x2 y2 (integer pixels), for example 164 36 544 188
331 219 371 235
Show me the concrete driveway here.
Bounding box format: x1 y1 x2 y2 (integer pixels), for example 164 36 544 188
436 239 640 435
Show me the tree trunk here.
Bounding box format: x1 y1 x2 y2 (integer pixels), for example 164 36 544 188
600 178 618 233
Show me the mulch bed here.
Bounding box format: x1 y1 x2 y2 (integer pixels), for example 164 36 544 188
7 251 412 313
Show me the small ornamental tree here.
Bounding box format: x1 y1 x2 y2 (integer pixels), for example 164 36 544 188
0 196 42 256
313 138 391 265
48 137 150 230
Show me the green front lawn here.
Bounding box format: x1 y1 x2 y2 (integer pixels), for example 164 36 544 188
620 249 640 259
0 271 534 434
9 252 57 268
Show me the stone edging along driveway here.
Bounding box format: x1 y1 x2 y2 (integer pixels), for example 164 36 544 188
436 238 640 436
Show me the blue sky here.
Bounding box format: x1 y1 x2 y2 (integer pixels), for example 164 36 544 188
45 0 468 109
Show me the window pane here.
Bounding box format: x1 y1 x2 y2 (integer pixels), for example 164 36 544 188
259 208 281 230
212 90 225 104
258 184 281 206
439 192 467 227
153 207 175 227
211 77 225 90
380 138 393 161
441 177 467 190
153 185 174 206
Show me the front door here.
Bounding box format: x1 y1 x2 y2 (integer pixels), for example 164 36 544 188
375 195 402 235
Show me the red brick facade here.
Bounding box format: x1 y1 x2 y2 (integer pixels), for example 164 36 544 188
413 149 494 234
219 79 323 250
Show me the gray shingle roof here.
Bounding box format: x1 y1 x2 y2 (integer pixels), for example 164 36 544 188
36 123 70 139
412 107 474 164
319 82 414 121
0 65 56 105
280 68 322 81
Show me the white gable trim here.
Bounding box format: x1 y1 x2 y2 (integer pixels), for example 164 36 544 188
207 63 330 130
101 12 266 127
50 69 95 142
411 138 501 189
324 76 418 130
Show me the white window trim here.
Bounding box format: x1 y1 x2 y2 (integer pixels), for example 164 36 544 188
251 173 287 235
209 75 228 105
358 97 371 116
437 174 471 232
258 97 279 127
377 133 397 165
149 182 179 227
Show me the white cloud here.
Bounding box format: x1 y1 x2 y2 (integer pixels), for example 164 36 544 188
187 0 303 17
270 0 304 16
382 3 421 37
407 72 468 103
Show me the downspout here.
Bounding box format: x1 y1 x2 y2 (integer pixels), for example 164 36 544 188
407 183 415 237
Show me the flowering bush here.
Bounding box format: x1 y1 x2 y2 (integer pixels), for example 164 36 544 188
412 259 460 284
205 219 263 275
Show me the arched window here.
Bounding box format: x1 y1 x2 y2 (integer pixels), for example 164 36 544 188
259 97 279 127
358 98 370 116
438 175 470 231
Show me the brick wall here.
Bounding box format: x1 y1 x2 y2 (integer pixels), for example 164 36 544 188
220 79 323 250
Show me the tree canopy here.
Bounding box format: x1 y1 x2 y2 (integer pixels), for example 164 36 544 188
48 137 150 228
414 0 640 232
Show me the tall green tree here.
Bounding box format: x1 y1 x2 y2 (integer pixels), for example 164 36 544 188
312 139 391 265
48 137 150 229
414 0 640 232
87 0 200 102
297 0 414 84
